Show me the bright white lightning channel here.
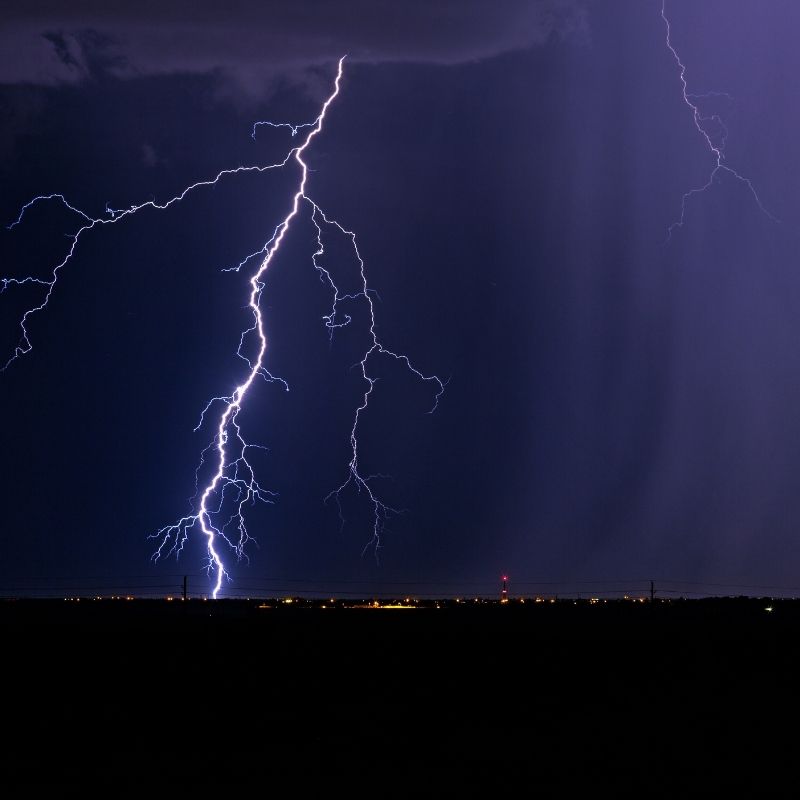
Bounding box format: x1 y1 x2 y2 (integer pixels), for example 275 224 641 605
2 57 444 598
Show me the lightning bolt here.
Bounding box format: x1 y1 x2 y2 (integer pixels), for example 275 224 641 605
2 57 443 598
661 0 778 240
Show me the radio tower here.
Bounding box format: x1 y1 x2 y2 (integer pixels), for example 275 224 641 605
501 575 509 604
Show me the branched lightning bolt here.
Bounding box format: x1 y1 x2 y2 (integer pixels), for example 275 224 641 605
308 200 445 556
3 163 298 371
661 0 778 240
2 57 443 597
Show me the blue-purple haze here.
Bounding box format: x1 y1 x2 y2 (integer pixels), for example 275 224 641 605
1 0 798 597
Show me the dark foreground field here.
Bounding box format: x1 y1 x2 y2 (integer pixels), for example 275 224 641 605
2 598 797 790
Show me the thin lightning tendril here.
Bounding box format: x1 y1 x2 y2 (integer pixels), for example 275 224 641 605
252 120 316 141
308 199 445 556
2 57 443 597
661 0 778 240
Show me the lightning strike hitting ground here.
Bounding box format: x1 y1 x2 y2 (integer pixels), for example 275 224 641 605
2 57 443 598
661 0 778 240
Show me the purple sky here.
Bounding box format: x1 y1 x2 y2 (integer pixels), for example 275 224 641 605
1 1 799 598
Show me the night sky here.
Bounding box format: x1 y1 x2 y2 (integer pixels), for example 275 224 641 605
2 0 799 598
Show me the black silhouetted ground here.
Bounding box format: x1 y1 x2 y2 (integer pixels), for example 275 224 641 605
2 598 795 791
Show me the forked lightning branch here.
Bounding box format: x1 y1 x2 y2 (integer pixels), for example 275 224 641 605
2 58 444 598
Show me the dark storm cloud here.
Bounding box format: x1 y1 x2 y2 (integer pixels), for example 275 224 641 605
0 1 588 92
